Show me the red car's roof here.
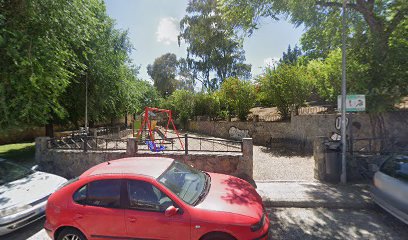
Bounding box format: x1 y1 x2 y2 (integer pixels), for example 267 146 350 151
80 157 174 179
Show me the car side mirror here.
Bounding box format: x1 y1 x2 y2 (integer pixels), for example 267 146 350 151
164 206 178 217
31 165 39 171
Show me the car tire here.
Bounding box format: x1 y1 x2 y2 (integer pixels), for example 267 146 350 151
57 228 87 240
201 232 236 240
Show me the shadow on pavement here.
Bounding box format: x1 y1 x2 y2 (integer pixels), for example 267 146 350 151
267 206 408 240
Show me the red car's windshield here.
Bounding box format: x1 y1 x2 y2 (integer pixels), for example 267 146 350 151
157 161 209 205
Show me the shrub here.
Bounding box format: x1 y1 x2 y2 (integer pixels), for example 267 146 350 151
258 64 312 119
219 77 255 121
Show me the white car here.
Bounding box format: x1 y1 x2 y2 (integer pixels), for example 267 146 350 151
0 159 67 236
372 155 408 224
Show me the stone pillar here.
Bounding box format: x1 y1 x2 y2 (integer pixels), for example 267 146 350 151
241 138 253 177
35 137 50 163
313 136 326 181
127 137 138 156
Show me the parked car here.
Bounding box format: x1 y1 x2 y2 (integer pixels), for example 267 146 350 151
45 157 269 240
371 155 408 224
0 159 67 236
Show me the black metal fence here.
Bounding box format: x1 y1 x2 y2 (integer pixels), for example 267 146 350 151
48 136 127 151
137 134 243 154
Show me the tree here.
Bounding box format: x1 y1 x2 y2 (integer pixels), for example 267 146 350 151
280 45 302 65
147 53 179 97
176 58 195 92
179 0 251 91
161 90 195 127
219 0 408 110
0 0 148 133
219 77 255 120
258 64 312 119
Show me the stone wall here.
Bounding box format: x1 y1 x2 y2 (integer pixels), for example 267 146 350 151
187 111 408 151
35 137 253 183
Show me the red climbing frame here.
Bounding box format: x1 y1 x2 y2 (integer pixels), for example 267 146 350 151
136 107 184 150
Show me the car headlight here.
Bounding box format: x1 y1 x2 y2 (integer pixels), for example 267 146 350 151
0 204 32 218
250 214 265 232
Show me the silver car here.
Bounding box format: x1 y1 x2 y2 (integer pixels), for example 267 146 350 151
0 159 67 236
372 155 408 224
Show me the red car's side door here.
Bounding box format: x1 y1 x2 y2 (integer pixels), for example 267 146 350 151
72 179 127 239
124 179 191 239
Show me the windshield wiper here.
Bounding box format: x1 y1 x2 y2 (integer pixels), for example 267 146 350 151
193 172 211 206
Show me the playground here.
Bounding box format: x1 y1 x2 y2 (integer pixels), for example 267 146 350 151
134 107 242 154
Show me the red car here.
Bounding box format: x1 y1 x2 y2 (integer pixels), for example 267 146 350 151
45 157 269 240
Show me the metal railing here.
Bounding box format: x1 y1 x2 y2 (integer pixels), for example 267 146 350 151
48 136 127 151
137 134 243 154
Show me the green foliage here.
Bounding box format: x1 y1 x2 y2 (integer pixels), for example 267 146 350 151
220 0 408 111
193 93 220 119
280 45 302 65
147 53 179 97
179 0 251 91
161 90 195 127
219 77 255 121
258 64 311 119
0 0 147 130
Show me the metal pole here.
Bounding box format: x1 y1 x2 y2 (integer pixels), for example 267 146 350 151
85 74 88 134
184 134 188 155
340 0 348 184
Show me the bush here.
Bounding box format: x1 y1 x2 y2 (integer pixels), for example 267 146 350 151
258 64 312 119
219 77 255 121
193 93 220 120
160 90 194 127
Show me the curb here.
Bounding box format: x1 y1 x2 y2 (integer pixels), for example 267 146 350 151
262 199 376 209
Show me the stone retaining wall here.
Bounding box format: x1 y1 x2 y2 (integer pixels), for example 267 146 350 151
187 112 408 151
35 137 253 183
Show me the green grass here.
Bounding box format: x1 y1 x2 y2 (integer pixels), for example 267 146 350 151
0 142 36 167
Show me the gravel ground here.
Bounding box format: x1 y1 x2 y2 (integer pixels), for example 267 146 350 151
253 145 315 181
267 206 408 240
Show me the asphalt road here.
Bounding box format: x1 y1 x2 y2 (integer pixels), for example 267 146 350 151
4 206 407 240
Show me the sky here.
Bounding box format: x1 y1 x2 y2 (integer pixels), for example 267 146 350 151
104 0 305 81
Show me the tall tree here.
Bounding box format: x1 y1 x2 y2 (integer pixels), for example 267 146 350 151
0 0 147 133
219 0 408 110
179 0 251 91
280 45 302 65
147 53 179 97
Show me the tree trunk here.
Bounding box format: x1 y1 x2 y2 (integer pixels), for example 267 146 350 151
45 123 54 138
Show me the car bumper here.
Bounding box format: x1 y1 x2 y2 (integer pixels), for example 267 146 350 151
371 186 408 224
253 213 270 240
0 201 47 236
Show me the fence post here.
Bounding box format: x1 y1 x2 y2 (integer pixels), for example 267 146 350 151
35 137 50 163
127 137 138 156
84 136 88 152
185 134 188 155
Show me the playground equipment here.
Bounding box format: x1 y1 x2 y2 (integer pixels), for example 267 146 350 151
135 107 184 152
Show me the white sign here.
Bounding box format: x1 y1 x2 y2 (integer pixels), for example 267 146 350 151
337 95 366 112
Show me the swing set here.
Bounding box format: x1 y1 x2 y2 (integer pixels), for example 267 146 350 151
135 107 184 152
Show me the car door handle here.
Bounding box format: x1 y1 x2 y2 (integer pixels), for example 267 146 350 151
74 214 83 220
128 217 137 223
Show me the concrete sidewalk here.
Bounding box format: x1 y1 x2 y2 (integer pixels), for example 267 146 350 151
256 181 375 209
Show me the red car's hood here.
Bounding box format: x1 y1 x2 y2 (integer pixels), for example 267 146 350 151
195 172 264 219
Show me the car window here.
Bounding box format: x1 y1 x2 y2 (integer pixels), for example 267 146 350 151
380 155 408 182
73 184 87 204
127 180 174 212
87 179 122 208
157 161 206 205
